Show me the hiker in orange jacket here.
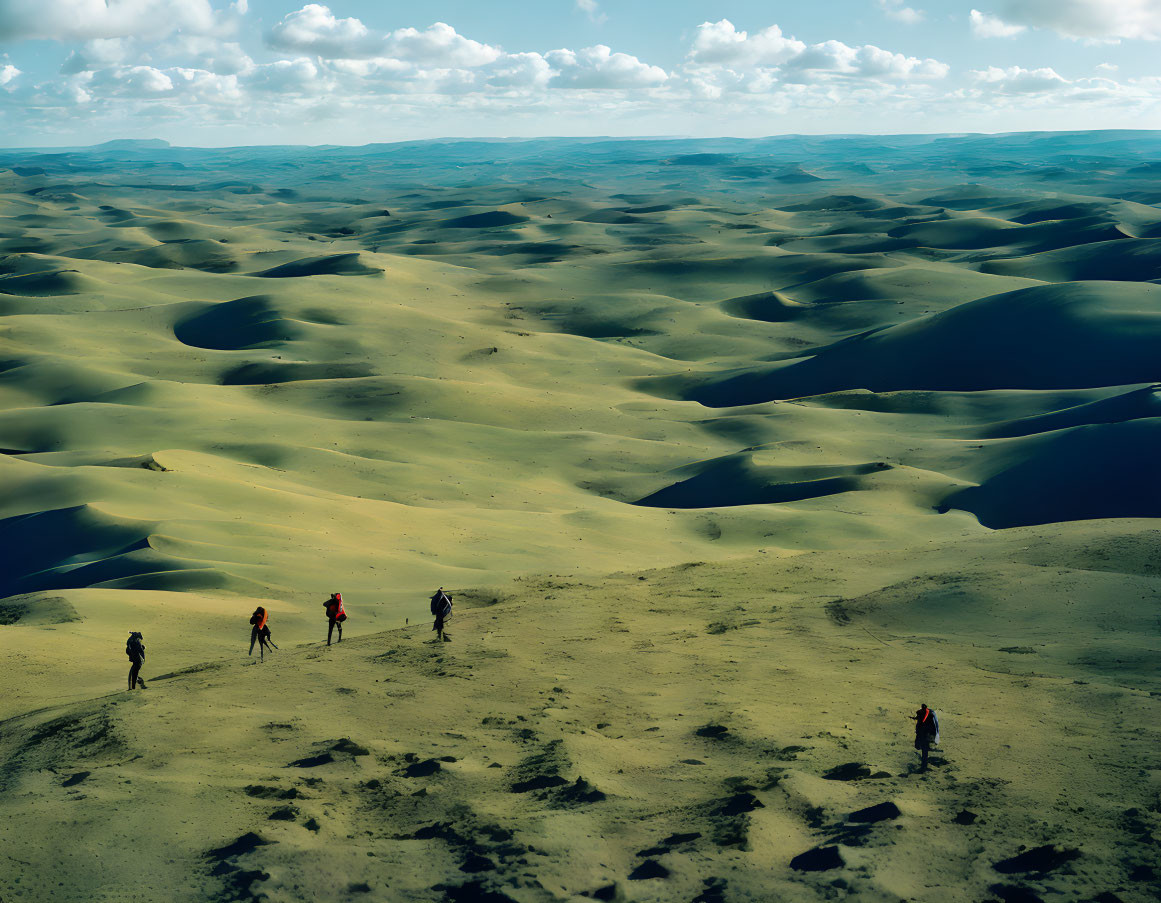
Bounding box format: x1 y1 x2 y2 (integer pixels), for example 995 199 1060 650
249 606 275 660
324 592 347 645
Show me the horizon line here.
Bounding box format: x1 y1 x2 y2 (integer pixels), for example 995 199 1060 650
5 127 1161 153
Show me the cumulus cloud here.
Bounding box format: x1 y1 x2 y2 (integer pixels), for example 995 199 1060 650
0 0 240 42
973 1 1161 41
61 38 130 74
877 0 924 24
244 58 325 93
786 40 948 80
383 23 500 67
267 6 500 66
90 65 175 97
167 67 243 104
575 0 607 25
0 64 21 87
971 64 1068 92
970 9 1027 37
546 45 668 89
689 20 946 82
266 4 381 57
159 36 253 75
961 65 1153 109
485 52 554 90
689 20 806 65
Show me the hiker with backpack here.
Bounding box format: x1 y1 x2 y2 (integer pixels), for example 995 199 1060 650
911 703 940 772
126 631 147 689
324 592 347 645
430 587 452 642
249 607 276 660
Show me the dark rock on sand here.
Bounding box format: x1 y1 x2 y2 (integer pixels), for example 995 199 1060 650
791 845 845 872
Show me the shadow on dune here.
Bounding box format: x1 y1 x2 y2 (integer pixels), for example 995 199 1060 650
943 419 1161 528
635 454 891 509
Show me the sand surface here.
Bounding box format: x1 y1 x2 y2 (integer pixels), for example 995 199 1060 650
0 133 1159 901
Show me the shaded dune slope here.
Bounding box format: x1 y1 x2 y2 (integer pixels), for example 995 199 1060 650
670 282 1161 406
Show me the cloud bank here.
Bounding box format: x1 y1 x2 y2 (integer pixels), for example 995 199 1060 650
0 3 1157 141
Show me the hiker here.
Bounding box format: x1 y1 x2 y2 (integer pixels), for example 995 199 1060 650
249 607 276 660
126 631 147 690
324 592 347 645
430 587 452 642
910 703 940 771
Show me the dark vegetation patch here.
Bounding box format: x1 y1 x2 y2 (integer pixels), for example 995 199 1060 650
993 845 1081 875
790 846 845 872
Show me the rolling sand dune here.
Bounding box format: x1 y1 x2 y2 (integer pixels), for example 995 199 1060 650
675 282 1161 406
0 132 1159 902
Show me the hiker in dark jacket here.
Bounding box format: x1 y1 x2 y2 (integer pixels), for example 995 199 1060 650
249 607 276 660
126 631 147 690
324 592 346 645
911 703 939 771
430 587 452 642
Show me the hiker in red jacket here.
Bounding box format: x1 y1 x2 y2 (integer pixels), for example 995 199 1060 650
324 592 347 645
911 703 940 772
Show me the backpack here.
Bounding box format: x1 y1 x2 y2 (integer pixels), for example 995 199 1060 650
126 633 145 661
431 592 452 618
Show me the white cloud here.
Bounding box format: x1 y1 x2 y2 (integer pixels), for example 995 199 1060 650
877 0 924 24
266 4 380 57
852 45 949 79
959 65 1155 110
784 40 948 80
90 65 175 96
267 6 500 66
383 23 500 67
167 68 243 103
970 9 1028 37
485 52 554 90
688 20 945 82
1096 62 1119 71
244 58 325 94
689 20 806 65
60 34 253 77
575 0 607 25
12 9 1161 138
971 65 1070 93
976 1 1161 40
61 38 130 74
160 36 254 75
0 0 239 42
546 45 668 89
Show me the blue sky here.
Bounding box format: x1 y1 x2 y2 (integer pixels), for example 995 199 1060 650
1 0 1159 145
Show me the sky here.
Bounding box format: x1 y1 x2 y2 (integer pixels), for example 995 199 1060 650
1 0 1160 146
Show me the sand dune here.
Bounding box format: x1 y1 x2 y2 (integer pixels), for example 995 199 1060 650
253 252 384 278
981 237 1161 281
0 133 1159 902
175 295 311 350
675 281 1161 405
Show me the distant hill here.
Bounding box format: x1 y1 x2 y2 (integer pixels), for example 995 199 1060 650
95 138 171 149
